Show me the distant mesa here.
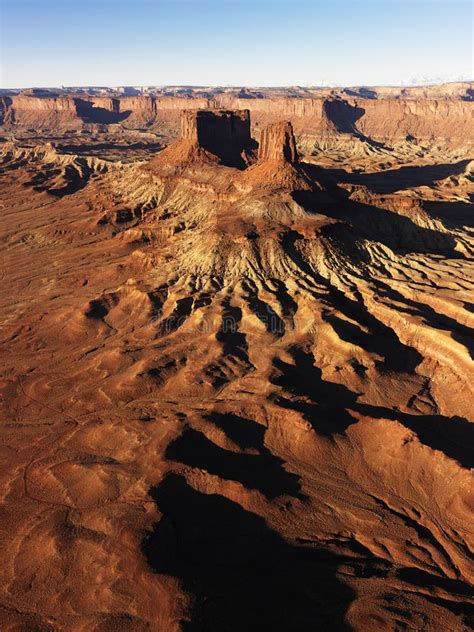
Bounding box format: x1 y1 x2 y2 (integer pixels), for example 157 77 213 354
1 85 472 148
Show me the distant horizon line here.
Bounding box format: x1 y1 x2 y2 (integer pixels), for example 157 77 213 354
1 79 473 91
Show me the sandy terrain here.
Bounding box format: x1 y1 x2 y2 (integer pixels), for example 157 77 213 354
0 87 473 631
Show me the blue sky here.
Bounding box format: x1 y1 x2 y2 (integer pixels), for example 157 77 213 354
0 0 472 87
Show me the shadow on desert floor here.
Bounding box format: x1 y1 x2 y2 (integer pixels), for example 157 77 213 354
143 473 355 631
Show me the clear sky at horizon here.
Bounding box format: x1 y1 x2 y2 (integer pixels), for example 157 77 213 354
0 0 472 88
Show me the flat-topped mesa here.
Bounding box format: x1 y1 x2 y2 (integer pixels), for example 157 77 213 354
181 109 254 167
146 108 256 174
258 121 298 163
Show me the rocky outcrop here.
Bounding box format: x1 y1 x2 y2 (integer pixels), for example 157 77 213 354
0 97 12 124
180 109 253 166
148 109 256 172
257 121 298 162
147 110 313 193
237 120 314 192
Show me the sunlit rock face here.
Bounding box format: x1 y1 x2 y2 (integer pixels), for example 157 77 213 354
257 120 299 162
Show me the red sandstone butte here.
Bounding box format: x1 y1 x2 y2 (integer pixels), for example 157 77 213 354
258 121 299 162
181 109 254 167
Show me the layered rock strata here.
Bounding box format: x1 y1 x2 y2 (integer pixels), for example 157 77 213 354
180 109 254 167
257 120 299 162
1 88 472 149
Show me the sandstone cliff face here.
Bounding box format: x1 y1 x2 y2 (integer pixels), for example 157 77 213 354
11 95 78 111
237 120 313 192
220 95 473 145
181 109 253 167
120 95 156 112
156 96 211 111
0 91 472 149
180 109 200 141
0 97 12 124
353 97 474 143
5 96 81 129
119 96 157 128
258 121 298 162
148 109 255 172
215 94 328 120
90 97 120 113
